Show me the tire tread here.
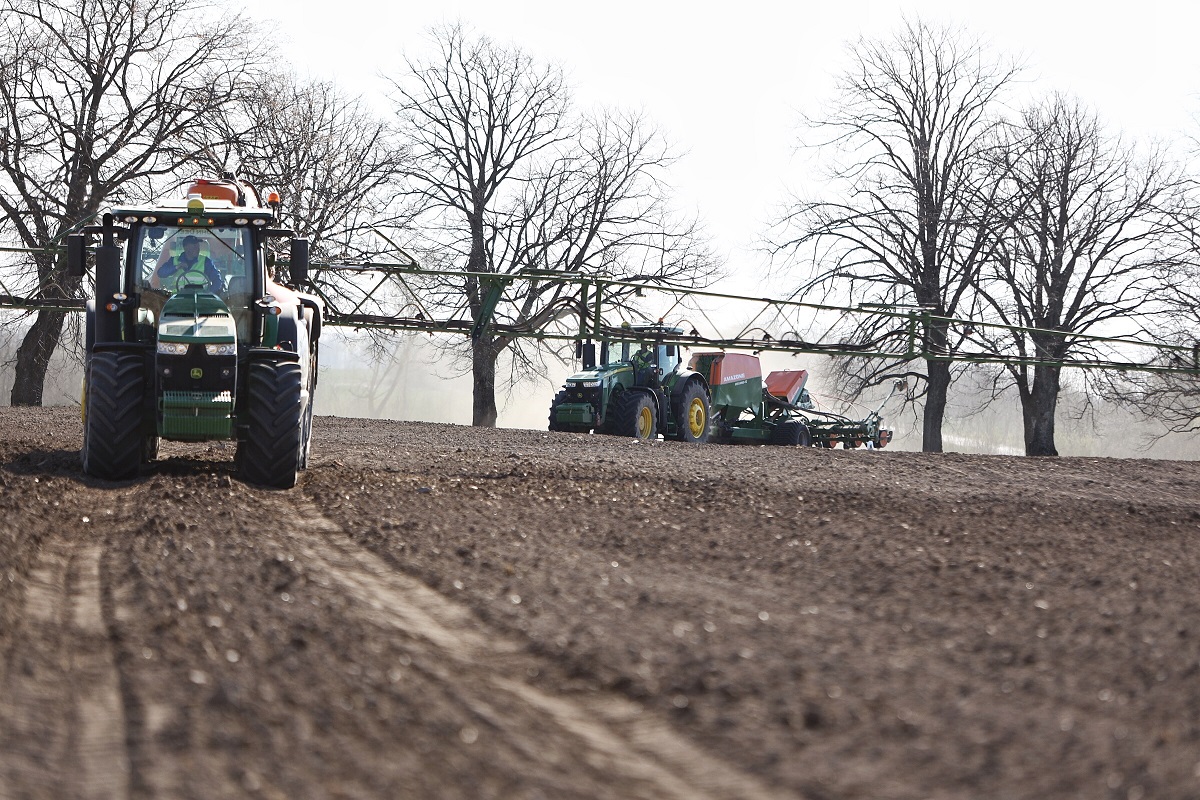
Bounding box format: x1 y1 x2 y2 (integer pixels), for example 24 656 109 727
82 351 145 480
239 361 303 488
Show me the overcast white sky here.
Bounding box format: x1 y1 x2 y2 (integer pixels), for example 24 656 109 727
248 0 1200 277
245 0 1200 427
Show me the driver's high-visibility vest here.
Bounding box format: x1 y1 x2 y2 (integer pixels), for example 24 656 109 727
159 255 218 291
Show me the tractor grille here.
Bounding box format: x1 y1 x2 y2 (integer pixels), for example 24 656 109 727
567 386 601 406
160 390 234 440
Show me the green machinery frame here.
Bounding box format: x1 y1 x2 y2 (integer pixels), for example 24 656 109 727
2 245 1199 377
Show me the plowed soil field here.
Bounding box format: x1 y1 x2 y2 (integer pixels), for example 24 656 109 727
1 406 1199 800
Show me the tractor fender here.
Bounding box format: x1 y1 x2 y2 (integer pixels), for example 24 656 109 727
84 299 96 355
272 304 314 392
272 302 302 355
621 386 660 411
297 293 323 343
267 282 322 351
669 372 710 401
247 347 301 365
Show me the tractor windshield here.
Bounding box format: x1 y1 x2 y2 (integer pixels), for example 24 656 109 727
136 225 253 340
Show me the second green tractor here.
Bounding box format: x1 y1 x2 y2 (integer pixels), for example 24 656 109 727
549 324 711 443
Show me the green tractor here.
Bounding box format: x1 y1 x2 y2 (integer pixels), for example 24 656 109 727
549 324 711 442
71 176 322 488
689 351 901 448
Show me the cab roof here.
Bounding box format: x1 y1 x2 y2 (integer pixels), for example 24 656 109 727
629 324 684 336
107 200 276 224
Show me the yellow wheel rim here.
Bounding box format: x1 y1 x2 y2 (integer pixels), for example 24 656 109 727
637 406 654 439
687 397 706 439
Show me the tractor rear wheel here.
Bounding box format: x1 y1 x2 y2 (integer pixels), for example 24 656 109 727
609 390 657 440
239 360 303 489
81 351 145 480
673 381 711 443
770 420 812 447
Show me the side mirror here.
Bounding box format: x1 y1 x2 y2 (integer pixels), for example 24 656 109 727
66 234 86 278
289 238 309 286
581 343 596 370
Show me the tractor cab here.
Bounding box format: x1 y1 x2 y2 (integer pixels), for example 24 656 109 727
135 223 254 340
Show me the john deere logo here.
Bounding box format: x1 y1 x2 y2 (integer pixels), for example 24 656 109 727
190 368 203 379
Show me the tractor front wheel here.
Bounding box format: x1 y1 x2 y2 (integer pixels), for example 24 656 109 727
673 381 711 443
81 351 145 480
770 420 812 447
609 391 657 440
239 360 303 489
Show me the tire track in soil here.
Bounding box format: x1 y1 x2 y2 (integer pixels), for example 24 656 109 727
0 534 131 800
278 495 796 800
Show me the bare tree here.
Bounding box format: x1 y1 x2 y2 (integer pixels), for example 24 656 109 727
0 0 263 405
769 19 1019 452
392 24 717 427
194 71 409 261
1093 175 1200 442
1106 325 1200 441
975 96 1189 455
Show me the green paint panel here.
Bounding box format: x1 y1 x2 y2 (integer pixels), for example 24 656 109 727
730 427 770 442
693 353 763 412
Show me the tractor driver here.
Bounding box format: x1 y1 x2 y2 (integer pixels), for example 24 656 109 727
152 235 223 293
631 342 658 387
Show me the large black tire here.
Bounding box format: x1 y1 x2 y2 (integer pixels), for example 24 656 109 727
81 351 145 480
770 419 812 447
239 361 303 489
548 390 569 432
672 380 711 443
608 390 657 440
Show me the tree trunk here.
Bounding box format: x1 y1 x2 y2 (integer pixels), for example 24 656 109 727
1022 364 1060 456
11 308 68 406
471 337 499 427
922 358 950 452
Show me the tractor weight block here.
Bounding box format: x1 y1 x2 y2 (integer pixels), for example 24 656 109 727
555 402 597 427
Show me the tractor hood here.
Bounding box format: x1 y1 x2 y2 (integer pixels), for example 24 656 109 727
565 363 632 386
157 290 237 348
